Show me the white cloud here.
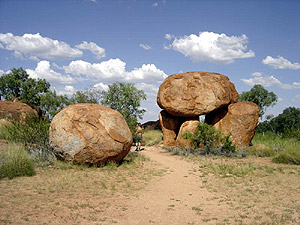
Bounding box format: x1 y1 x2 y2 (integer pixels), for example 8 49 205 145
139 43 152 50
136 83 159 98
26 61 77 84
63 58 167 83
164 33 174 41
0 33 83 60
75 41 105 59
56 85 76 96
242 72 300 90
93 82 109 92
166 31 255 64
152 2 158 7
262 56 300 70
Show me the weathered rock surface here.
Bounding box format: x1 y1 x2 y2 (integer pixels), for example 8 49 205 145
157 72 238 117
206 102 259 148
49 103 132 166
0 100 37 121
176 120 199 149
159 110 180 147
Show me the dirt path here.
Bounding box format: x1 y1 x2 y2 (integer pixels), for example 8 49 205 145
117 146 232 225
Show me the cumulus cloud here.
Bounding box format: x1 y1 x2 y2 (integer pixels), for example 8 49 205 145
242 72 300 90
139 43 152 50
56 85 76 96
166 31 255 64
63 58 167 83
152 2 158 7
75 41 105 59
0 33 83 60
26 61 77 84
262 56 300 70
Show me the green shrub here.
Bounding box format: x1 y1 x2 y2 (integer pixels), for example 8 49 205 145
3 115 55 166
0 146 36 179
282 128 300 141
183 121 236 156
143 130 162 146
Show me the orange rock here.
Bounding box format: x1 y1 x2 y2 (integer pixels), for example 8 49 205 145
176 120 199 149
49 103 132 166
0 100 37 121
157 72 238 117
206 102 259 148
159 110 180 147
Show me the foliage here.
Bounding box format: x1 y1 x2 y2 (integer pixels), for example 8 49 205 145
182 121 236 155
70 87 102 104
4 114 55 166
258 107 300 135
0 67 50 106
143 130 163 146
0 145 36 179
40 90 71 119
239 84 277 120
101 82 146 135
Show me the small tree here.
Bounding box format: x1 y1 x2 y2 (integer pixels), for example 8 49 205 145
0 67 50 106
101 82 146 135
239 84 277 121
70 87 102 104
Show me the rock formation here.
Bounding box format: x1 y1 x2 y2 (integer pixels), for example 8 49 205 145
157 71 259 149
205 102 259 148
49 103 132 166
0 100 37 121
157 72 239 117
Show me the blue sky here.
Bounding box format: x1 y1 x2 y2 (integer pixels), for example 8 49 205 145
0 0 299 122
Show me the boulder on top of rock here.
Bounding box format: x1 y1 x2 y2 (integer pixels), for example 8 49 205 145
176 120 199 149
206 101 259 148
0 100 37 122
157 72 238 117
49 103 132 166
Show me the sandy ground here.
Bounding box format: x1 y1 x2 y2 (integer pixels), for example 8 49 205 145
120 146 233 225
1 144 300 224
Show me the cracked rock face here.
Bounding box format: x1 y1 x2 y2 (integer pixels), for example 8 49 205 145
49 103 132 166
157 72 239 117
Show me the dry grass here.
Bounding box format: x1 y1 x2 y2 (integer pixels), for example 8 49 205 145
185 155 300 224
0 151 165 225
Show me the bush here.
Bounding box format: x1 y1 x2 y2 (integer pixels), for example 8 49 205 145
0 146 36 179
183 121 236 156
143 130 162 146
282 128 300 141
3 115 55 166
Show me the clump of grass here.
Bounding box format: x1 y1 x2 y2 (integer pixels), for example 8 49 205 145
241 144 276 157
272 147 300 165
143 130 162 146
0 146 36 179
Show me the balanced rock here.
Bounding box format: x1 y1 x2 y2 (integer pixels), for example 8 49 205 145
0 100 37 121
206 102 259 148
159 110 180 147
157 72 238 117
176 120 199 149
49 103 132 166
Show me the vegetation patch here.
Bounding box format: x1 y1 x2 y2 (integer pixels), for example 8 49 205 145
143 130 162 146
0 145 36 179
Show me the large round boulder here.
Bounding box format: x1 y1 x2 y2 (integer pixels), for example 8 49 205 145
157 72 238 117
49 104 132 166
205 102 259 148
0 100 37 121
